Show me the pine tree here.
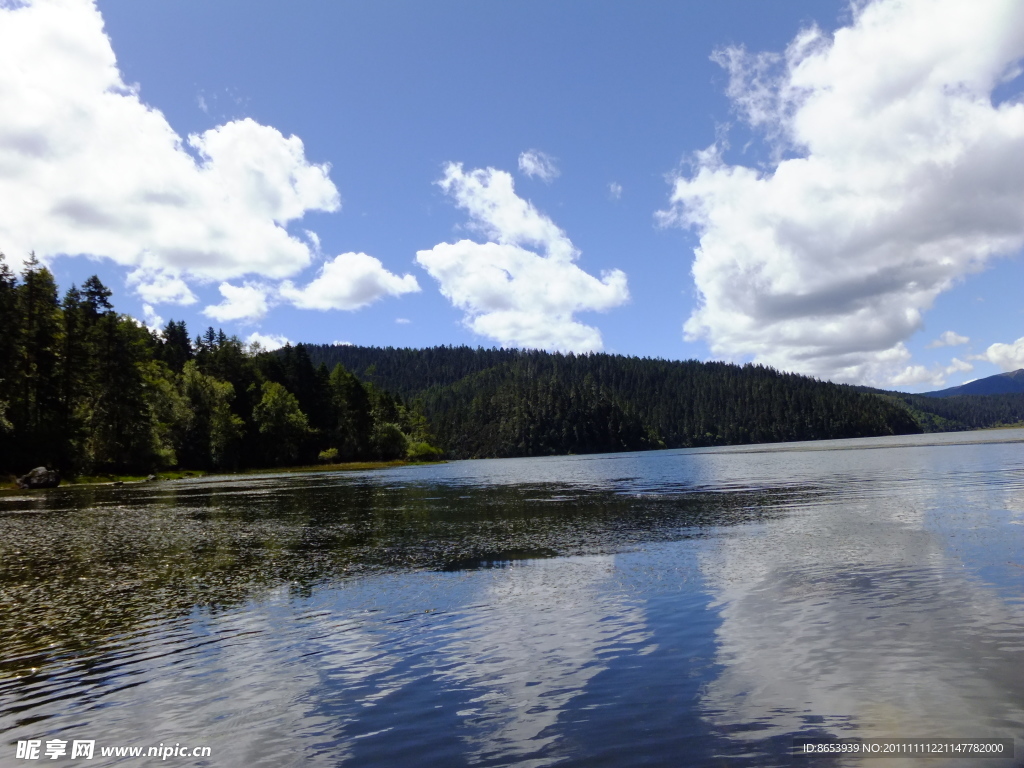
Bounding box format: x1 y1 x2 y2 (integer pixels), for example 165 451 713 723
15 254 64 468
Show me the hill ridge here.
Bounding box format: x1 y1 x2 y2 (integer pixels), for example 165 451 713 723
296 343 924 458
922 368 1024 398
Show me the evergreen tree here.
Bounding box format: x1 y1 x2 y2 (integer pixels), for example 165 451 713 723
83 311 158 472
0 254 20 469
57 285 91 469
252 381 313 466
325 363 372 459
14 254 64 468
160 320 193 372
171 361 244 469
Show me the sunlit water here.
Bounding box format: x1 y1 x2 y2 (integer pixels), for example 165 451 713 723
2 429 1024 766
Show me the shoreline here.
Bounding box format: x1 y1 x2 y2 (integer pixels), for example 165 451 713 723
6 422 1023 493
0 459 446 493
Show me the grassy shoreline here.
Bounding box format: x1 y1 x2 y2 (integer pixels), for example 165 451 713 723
9 422 1024 492
1 459 445 492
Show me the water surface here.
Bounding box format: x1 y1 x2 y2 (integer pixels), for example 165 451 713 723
2 430 1024 766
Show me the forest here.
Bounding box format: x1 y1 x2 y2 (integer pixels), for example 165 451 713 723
0 255 438 480
880 390 1024 433
302 344 928 458
4 254 1022 480
302 345 1024 457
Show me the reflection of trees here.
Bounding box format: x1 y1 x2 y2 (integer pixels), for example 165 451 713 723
0 475 804 678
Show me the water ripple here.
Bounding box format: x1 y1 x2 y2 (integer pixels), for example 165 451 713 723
1 429 1023 766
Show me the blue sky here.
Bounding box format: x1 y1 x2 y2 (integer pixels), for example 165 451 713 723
2 0 1023 390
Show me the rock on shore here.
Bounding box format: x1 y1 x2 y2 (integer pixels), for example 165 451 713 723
16 467 60 489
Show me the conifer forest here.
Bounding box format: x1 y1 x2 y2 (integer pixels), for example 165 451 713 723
3 254 1022 479
0 255 438 478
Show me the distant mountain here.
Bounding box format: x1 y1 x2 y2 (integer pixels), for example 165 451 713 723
922 369 1024 398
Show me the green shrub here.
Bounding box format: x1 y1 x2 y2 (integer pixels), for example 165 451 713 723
318 447 340 464
406 441 443 461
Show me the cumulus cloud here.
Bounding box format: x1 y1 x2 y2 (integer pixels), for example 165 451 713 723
659 0 1024 386
890 356 974 388
245 331 291 352
416 163 629 352
517 150 560 182
973 336 1024 371
141 303 164 331
927 330 970 348
0 0 338 285
203 282 271 322
279 252 419 311
608 182 623 200
126 268 197 305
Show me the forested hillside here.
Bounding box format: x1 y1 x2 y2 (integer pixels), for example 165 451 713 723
887 391 1024 432
921 369 1024 397
4 251 1017 480
302 344 925 458
0 255 436 479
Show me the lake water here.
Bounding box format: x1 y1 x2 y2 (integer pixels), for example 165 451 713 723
2 429 1024 767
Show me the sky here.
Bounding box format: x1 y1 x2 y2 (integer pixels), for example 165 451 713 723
1 0 1023 391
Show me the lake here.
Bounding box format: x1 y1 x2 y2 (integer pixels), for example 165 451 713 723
2 429 1024 767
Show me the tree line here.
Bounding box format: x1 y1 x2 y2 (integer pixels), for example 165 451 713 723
4 252 1018 478
0 255 439 479
302 344 930 459
888 391 1024 432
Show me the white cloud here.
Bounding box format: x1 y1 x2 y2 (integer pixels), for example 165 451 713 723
203 282 271 322
126 267 197 305
279 252 419 311
245 331 290 352
141 303 164 331
0 0 338 285
416 163 629 353
331 340 353 346
890 355 974 388
395 317 411 324
517 149 560 182
973 336 1024 371
304 230 322 254
659 0 1024 386
927 330 970 348
890 366 940 388
608 182 623 200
